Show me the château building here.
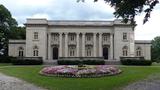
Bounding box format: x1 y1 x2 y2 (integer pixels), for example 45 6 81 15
8 19 151 62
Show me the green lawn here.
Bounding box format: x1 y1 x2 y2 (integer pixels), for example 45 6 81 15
0 63 12 66
0 66 160 90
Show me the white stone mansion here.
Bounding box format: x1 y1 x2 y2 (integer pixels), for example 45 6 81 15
8 19 151 61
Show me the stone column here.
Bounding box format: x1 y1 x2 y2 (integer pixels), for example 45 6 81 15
48 33 51 60
99 33 102 57
130 32 135 57
65 33 68 57
110 33 113 59
76 33 80 57
59 33 62 57
93 33 97 57
82 33 85 57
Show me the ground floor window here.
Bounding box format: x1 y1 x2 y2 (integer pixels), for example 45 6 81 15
33 46 39 56
69 46 76 57
86 45 92 57
18 47 24 57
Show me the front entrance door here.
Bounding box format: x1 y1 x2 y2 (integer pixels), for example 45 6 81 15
103 47 108 59
53 47 58 59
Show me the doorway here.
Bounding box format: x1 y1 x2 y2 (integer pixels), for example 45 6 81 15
53 47 58 59
103 47 108 59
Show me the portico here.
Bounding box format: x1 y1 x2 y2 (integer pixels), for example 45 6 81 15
48 32 113 60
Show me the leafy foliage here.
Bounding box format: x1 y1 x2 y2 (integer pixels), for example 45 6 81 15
151 36 160 62
8 27 26 39
0 4 18 55
78 0 159 24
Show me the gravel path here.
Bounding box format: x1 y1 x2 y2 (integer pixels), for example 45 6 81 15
0 73 47 90
123 74 160 90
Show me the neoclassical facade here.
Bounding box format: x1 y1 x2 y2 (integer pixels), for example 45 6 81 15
8 19 151 61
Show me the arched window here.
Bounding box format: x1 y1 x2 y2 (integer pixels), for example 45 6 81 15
18 47 24 57
33 46 39 56
86 46 92 56
136 47 142 56
122 46 128 56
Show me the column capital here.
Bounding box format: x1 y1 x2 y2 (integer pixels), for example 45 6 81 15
82 32 86 35
64 32 68 35
93 32 97 35
110 33 114 35
59 32 63 35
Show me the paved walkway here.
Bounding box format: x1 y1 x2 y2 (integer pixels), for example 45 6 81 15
0 73 47 90
123 74 160 90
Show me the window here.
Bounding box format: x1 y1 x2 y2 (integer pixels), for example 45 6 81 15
53 34 58 41
69 46 75 57
103 34 108 41
33 46 39 56
123 33 127 40
86 35 92 41
122 46 128 56
70 34 75 41
34 32 38 39
18 47 24 57
136 47 142 56
86 46 92 56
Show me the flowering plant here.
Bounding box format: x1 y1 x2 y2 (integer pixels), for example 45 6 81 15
40 65 122 78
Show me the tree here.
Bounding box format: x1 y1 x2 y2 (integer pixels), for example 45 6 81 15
78 0 159 24
151 36 160 62
0 4 18 56
8 27 26 40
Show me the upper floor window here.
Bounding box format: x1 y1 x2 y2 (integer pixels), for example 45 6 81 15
103 34 108 41
70 34 75 41
53 34 58 41
18 47 24 57
122 46 128 56
34 32 38 39
123 33 127 40
136 47 142 56
33 46 39 56
86 35 92 41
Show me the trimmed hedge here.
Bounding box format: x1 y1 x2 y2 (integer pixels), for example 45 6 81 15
12 57 43 65
58 60 105 65
0 56 16 63
121 59 152 66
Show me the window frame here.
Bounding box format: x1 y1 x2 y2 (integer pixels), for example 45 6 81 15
123 32 127 41
33 32 38 40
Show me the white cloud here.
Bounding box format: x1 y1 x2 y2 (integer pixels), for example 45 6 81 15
135 5 160 40
31 14 51 19
0 0 160 40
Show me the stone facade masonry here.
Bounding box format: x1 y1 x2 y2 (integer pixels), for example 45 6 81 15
8 19 151 61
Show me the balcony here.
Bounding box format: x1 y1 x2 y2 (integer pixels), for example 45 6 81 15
51 40 59 45
85 40 93 45
102 41 110 45
68 41 76 45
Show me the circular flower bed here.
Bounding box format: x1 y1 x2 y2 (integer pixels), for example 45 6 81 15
39 65 122 78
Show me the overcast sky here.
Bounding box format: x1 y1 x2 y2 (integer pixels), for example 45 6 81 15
0 0 160 40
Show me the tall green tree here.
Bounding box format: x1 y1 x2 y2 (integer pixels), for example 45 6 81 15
151 36 160 62
78 0 159 24
8 27 26 40
0 4 18 56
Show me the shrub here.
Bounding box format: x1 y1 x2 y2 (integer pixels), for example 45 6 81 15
83 60 105 65
0 56 16 63
58 60 105 65
121 59 152 66
12 57 43 65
